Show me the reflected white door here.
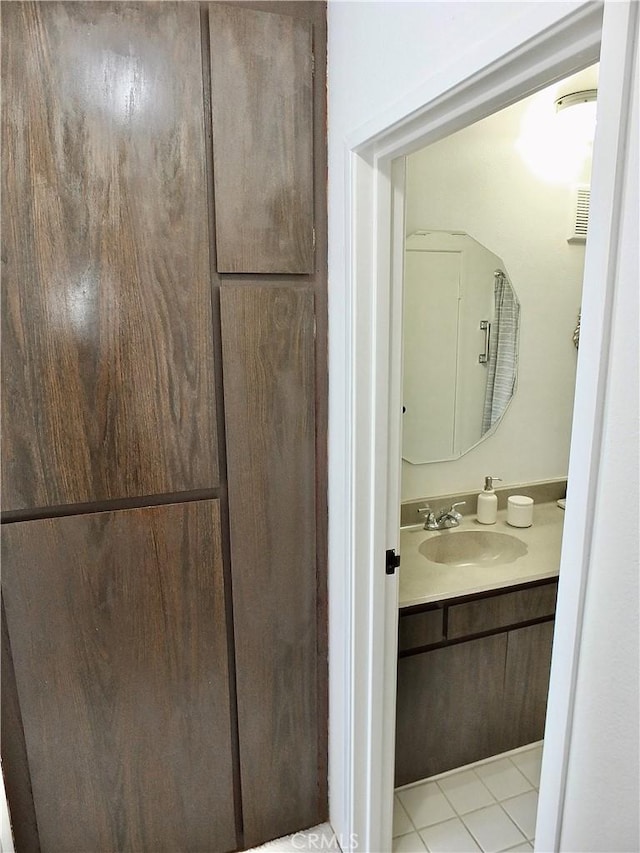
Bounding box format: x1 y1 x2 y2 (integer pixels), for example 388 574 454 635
402 250 460 462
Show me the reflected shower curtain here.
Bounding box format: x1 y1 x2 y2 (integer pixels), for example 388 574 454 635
481 272 520 434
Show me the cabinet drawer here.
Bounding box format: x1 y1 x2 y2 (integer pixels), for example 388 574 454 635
399 608 444 652
447 581 557 639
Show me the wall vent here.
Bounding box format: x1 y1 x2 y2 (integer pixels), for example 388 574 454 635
568 185 590 243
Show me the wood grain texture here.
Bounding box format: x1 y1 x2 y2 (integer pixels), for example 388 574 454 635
210 1 330 820
503 621 555 750
447 581 558 639
1 501 236 852
1 599 41 853
398 607 444 652
220 285 319 847
1 2 219 512
395 634 508 785
209 4 314 273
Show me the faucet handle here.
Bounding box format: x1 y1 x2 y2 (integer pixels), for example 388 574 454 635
417 505 437 529
450 501 466 518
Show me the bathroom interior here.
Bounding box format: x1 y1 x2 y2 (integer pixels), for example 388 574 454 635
392 63 598 853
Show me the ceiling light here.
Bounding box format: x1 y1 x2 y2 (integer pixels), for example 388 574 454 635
555 89 598 144
517 88 597 184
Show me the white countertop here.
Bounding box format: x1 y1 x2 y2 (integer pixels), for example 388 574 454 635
399 502 564 609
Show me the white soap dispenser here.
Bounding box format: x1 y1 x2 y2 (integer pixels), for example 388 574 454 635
477 476 501 524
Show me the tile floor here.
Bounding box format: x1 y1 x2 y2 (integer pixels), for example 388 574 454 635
394 742 543 852
247 742 543 853
247 823 339 851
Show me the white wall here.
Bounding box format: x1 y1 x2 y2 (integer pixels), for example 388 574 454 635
327 0 637 848
402 80 590 500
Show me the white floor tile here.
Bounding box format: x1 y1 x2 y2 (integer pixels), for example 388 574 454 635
462 804 526 852
248 824 339 851
503 843 533 852
437 769 495 814
511 747 543 789
394 796 415 838
398 781 456 830
420 817 481 852
475 758 532 802
501 790 538 839
393 830 428 852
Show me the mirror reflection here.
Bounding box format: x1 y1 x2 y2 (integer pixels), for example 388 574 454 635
402 231 520 465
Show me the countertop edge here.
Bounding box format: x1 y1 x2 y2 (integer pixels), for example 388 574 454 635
400 567 560 609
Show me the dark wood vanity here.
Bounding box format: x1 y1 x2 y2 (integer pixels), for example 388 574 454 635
395 577 557 786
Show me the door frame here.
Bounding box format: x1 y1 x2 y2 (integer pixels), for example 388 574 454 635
330 2 638 851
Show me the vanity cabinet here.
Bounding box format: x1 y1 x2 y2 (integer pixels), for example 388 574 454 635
395 579 557 786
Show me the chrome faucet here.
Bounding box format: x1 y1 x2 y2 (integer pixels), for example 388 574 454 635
418 501 466 530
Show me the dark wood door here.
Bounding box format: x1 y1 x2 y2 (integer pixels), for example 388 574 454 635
208 4 314 274
1 1 219 513
2 501 236 853
220 284 320 847
2 2 328 850
1 602 40 853
395 635 508 785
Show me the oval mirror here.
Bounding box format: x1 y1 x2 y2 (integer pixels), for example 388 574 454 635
402 230 520 465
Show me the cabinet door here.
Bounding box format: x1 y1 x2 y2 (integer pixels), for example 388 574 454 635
503 621 555 750
1 501 236 853
395 635 507 786
209 4 314 273
1 2 218 512
221 285 320 847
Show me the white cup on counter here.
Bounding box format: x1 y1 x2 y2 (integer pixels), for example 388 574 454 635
507 495 534 527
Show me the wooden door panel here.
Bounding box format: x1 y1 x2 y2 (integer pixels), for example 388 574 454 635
209 5 314 273
220 285 319 846
1 501 236 852
1 600 40 853
1 2 219 512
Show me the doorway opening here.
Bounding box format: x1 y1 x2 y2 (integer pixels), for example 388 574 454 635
392 63 598 853
332 4 637 851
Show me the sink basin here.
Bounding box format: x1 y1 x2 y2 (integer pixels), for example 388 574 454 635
419 530 527 567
